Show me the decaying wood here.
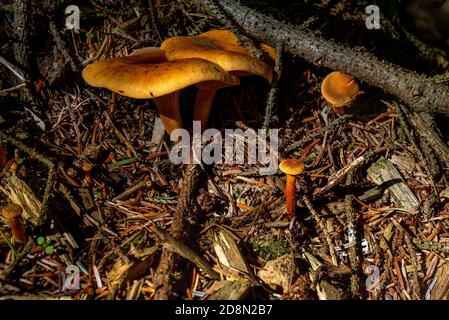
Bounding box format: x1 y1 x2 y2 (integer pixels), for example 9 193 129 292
0 131 56 225
206 279 251 300
429 263 449 300
0 174 43 226
12 0 42 114
367 157 419 213
150 224 220 280
257 253 296 292
193 0 449 115
412 238 449 254
344 181 361 299
107 254 154 291
153 162 201 299
409 112 449 169
303 195 338 266
211 228 255 281
313 155 365 198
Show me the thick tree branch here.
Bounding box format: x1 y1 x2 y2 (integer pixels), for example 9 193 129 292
192 0 449 115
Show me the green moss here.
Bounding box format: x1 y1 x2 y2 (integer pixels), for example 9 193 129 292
251 234 292 260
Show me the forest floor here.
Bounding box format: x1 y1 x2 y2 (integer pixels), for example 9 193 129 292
1 0 449 300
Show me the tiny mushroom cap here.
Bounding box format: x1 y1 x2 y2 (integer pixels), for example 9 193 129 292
279 159 305 176
82 163 93 172
161 34 273 83
82 47 239 99
2 203 23 219
321 71 360 108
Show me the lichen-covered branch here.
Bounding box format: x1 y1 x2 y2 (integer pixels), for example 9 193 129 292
193 0 449 115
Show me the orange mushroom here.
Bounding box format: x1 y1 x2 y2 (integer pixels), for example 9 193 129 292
2 203 27 243
279 159 305 216
161 30 274 131
82 47 239 135
321 71 360 115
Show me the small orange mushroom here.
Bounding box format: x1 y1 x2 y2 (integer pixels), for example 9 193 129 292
82 162 93 186
321 71 360 115
279 159 305 216
2 203 27 243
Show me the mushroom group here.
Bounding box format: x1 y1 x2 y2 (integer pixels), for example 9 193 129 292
82 30 275 135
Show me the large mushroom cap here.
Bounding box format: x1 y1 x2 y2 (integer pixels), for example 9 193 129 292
2 204 23 219
161 34 273 83
321 71 360 108
279 159 304 175
82 47 240 99
198 29 277 66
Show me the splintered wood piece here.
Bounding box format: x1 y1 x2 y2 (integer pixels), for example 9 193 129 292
367 157 419 213
150 225 220 280
149 116 166 151
0 174 43 226
429 263 449 300
206 279 251 300
212 228 254 280
257 253 296 292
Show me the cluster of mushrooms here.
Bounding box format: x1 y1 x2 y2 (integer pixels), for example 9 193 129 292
81 29 361 218
82 29 275 134
1 33 362 243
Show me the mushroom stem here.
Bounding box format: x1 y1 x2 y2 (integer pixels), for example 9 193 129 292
193 88 217 132
9 217 27 243
153 91 182 135
331 105 346 115
285 174 297 216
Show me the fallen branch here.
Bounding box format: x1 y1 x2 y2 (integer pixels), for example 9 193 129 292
12 0 42 115
313 154 366 198
152 162 201 299
193 0 449 115
150 225 219 280
409 112 449 169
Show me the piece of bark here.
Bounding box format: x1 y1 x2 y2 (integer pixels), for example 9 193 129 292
193 0 449 115
153 162 201 299
313 155 365 198
409 112 449 168
317 279 349 300
257 253 296 293
206 279 251 300
150 225 219 280
212 228 255 281
0 174 43 226
430 263 449 300
13 0 42 115
367 157 419 213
